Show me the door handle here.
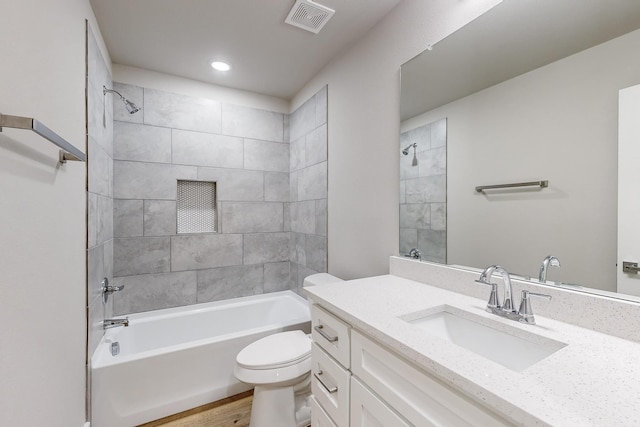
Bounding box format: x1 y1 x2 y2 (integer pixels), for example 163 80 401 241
623 261 640 273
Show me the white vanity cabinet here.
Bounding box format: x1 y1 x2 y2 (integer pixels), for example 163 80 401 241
310 303 514 427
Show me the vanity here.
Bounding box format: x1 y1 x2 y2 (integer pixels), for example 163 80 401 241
305 257 640 426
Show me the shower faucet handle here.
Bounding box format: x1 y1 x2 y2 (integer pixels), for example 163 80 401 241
101 277 124 303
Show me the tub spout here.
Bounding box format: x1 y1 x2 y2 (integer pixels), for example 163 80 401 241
103 318 129 329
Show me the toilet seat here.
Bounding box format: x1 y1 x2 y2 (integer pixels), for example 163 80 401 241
234 330 312 386
236 330 311 370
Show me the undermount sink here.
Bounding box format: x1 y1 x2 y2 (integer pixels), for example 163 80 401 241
400 306 566 372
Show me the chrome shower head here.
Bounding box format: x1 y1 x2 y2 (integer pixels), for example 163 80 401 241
401 143 416 155
103 86 141 115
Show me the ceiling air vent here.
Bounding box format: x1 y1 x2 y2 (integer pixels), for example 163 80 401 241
285 0 335 34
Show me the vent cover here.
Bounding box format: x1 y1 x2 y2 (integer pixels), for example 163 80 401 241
285 0 335 34
177 180 217 234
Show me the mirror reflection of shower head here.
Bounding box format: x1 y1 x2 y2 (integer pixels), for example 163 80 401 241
401 143 416 155
103 86 141 114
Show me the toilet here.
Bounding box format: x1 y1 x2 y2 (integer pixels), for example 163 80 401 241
234 273 343 427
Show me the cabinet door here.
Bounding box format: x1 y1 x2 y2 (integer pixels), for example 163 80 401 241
351 377 411 427
312 304 351 368
311 396 338 427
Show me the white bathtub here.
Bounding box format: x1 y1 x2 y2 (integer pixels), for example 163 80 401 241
91 291 311 427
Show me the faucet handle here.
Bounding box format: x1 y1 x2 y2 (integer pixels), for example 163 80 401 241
518 290 551 325
475 280 500 310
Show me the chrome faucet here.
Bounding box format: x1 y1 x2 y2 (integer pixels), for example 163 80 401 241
538 255 560 283
101 277 125 304
406 248 422 261
476 265 514 311
476 265 551 325
103 318 129 329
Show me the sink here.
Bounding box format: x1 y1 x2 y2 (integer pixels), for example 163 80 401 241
400 306 566 372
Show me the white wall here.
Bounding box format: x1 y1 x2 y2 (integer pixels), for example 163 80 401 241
403 29 640 291
291 0 503 279
0 1 106 426
113 64 289 113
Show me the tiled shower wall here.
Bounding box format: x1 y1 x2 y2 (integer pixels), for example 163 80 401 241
289 89 328 291
86 25 114 358
399 118 447 263
110 84 328 315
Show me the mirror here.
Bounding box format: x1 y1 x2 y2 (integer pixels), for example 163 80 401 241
399 0 640 300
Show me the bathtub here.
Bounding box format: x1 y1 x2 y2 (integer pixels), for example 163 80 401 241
91 291 311 427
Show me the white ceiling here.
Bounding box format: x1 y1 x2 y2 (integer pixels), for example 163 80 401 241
90 0 402 100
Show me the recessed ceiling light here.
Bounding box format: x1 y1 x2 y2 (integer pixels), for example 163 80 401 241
211 61 231 72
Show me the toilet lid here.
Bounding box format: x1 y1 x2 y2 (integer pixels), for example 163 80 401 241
236 330 311 370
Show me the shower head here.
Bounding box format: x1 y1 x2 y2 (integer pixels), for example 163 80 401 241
103 86 141 115
401 143 416 155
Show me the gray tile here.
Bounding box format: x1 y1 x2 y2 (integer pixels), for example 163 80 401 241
244 139 289 172
244 232 290 264
114 199 143 238
113 237 171 276
88 82 112 157
290 96 316 142
143 88 221 133
284 114 290 144
114 121 171 163
315 199 328 237
400 203 430 229
289 262 299 293
431 118 447 148
290 136 305 172
96 195 114 245
265 172 289 202
290 201 316 234
114 161 197 200
197 265 263 303
284 203 291 232
198 167 264 201
88 245 105 305
298 161 327 201
104 239 114 282
431 203 447 231
291 232 306 265
405 175 446 203
172 129 243 168
290 171 298 202
418 229 446 263
222 104 284 142
400 153 420 180
144 200 176 236
264 262 291 293
112 83 143 124
400 228 418 255
88 140 111 197
222 202 283 233
305 235 327 272
88 27 112 105
112 271 197 315
171 234 243 271
418 146 446 178
315 86 328 127
305 124 327 167
399 181 407 205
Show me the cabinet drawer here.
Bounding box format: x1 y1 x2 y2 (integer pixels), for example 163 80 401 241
312 343 350 427
351 330 514 427
311 304 350 368
351 377 411 427
311 396 338 427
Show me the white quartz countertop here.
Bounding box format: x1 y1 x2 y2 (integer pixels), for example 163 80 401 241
304 274 640 427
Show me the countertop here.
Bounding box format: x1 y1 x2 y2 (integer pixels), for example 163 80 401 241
304 274 640 426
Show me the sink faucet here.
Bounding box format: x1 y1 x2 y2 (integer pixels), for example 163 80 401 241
103 318 129 329
476 265 551 325
538 255 560 283
476 265 514 311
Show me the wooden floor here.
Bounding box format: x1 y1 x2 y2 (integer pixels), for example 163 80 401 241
138 391 253 427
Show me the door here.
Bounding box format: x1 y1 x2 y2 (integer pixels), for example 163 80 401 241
617 83 640 296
